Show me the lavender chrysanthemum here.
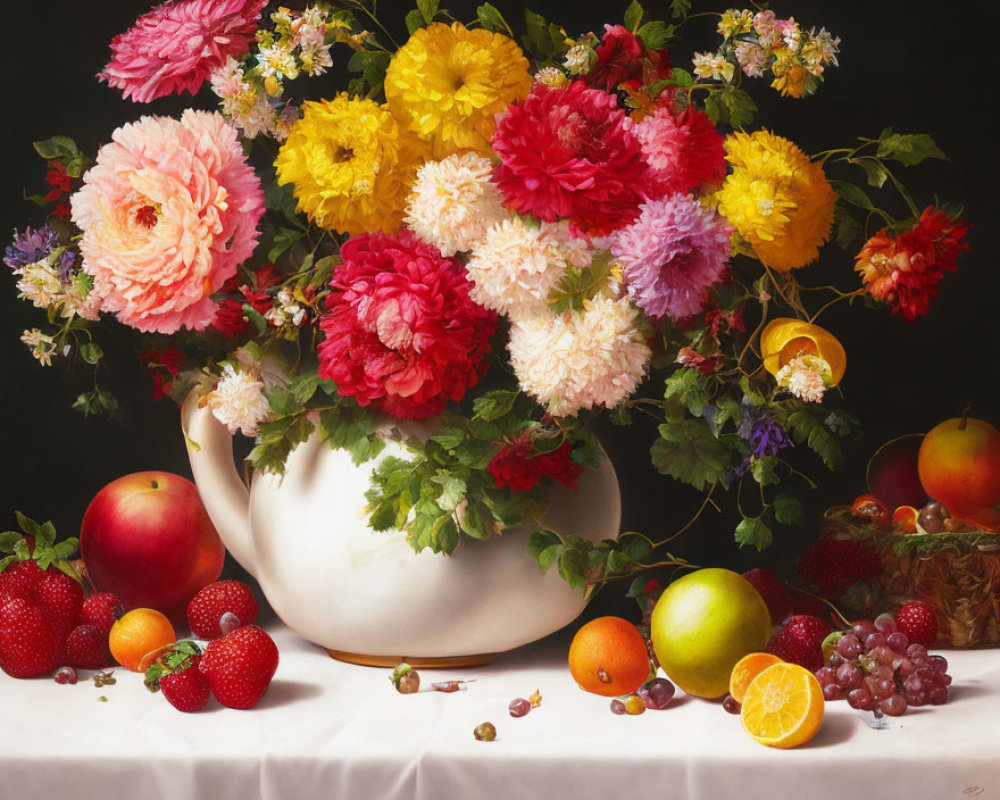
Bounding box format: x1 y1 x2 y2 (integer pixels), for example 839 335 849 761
5 226 61 270
610 194 732 321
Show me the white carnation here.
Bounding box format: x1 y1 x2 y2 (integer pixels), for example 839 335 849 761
208 364 271 437
508 296 651 417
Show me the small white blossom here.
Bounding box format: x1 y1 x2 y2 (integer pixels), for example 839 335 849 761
15 260 64 309
563 44 595 75
692 52 735 82
265 288 306 328
776 355 831 403
20 329 57 367
534 66 568 88
208 364 271 437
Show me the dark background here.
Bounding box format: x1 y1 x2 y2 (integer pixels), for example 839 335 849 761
2 0 998 617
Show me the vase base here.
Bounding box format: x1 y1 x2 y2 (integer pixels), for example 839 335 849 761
326 649 501 668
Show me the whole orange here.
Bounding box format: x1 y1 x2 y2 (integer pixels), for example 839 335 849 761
918 417 1000 518
109 608 176 672
568 616 650 696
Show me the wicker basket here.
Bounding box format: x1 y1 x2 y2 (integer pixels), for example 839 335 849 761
820 507 1000 647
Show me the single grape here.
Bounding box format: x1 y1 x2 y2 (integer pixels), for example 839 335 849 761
610 698 627 715
909 691 928 707
837 634 863 660
896 659 915 679
876 647 896 666
906 643 928 661
827 652 845 669
853 620 877 640
637 677 675 710
815 667 836 687
865 633 887 651
939 673 953 686
874 613 898 634
836 663 861 688
928 685 949 705
881 694 908 716
722 694 741 715
918 501 948 533
623 694 645 715
474 722 497 741
872 665 894 682
509 698 531 718
823 683 843 702
848 688 875 711
863 675 879 695
875 678 897 699
54 666 78 685
903 675 923 695
915 665 938 682
887 632 909 653
928 655 948 674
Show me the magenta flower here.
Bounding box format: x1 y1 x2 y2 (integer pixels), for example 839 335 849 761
611 194 732 321
99 0 268 104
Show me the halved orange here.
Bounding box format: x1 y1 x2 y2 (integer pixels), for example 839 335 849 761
740 662 824 748
729 652 783 705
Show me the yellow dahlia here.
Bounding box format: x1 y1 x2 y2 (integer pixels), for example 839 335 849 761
274 94 428 236
384 22 532 158
716 130 836 272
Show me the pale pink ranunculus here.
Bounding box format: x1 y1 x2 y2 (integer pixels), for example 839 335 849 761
70 110 265 334
99 0 268 104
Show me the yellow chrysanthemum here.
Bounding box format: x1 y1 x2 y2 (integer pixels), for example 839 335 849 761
384 21 532 158
274 94 428 236
716 130 835 272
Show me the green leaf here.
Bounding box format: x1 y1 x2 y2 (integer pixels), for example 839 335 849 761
472 390 519 422
548 252 614 312
735 516 772 550
247 416 315 475
663 368 712 418
433 473 467 512
288 372 322 406
0 556 15 572
788 409 843 470
537 544 560 573
264 386 300 417
856 157 888 189
33 135 81 160
527 528 560 561
704 85 757 129
417 0 438 23
268 227 305 262
318 408 386 465
265 181 305 229
521 9 569 61
476 3 511 34
609 403 632 426
650 419 730 491
669 0 691 19
637 20 676 49
405 8 425 34
825 409 862 438
750 456 780 486
830 180 875 211
15 511 41 539
407 500 460 554
457 500 496 541
79 342 103 365
834 205 863 251
71 389 118 417
624 0 643 32
876 132 947 166
241 304 268 335
429 426 466 450
712 395 743 434
0 531 22 551
668 67 694 87
773 493 804 526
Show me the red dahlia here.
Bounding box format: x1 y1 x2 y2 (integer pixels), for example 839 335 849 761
634 106 726 199
584 24 673 93
487 438 582 492
854 207 969 321
491 80 651 235
317 230 496 419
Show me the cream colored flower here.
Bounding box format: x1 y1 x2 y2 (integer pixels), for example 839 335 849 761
208 364 271 436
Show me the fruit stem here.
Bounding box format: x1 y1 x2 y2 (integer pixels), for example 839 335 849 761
959 403 971 431
792 584 853 628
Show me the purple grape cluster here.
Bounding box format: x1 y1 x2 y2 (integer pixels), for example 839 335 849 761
815 614 951 717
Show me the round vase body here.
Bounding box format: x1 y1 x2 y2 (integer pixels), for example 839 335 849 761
182 396 621 659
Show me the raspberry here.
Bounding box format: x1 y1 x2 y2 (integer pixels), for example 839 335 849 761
741 568 793 624
80 592 125 635
766 614 831 672
186 580 258 640
65 624 112 669
894 600 938 648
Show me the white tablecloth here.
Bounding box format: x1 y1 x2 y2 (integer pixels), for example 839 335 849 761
2 620 999 800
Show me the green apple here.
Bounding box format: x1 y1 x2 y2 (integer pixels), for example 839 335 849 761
650 567 771 699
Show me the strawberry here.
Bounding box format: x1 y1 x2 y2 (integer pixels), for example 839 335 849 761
741 568 793 624
199 625 278 709
0 560 44 600
64 624 112 669
80 592 125 634
895 600 938 648
796 538 882 601
36 571 83 641
160 658 211 712
144 641 210 712
187 580 259 640
0 597 60 678
766 614 831 672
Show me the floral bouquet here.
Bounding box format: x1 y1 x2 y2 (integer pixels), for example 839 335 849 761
5 0 969 591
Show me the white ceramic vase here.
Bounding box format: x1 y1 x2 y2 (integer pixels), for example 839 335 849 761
180 393 621 665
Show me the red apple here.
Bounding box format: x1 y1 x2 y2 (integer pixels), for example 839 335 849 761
80 471 225 621
866 434 927 512
918 417 1000 519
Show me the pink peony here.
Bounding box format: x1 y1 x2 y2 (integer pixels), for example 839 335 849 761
635 106 727 198
71 110 265 333
99 0 268 104
611 194 732 321
317 230 497 419
492 80 651 236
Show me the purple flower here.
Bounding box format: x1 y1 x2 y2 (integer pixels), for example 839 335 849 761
610 193 732 321
731 409 792 478
4 226 61 270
